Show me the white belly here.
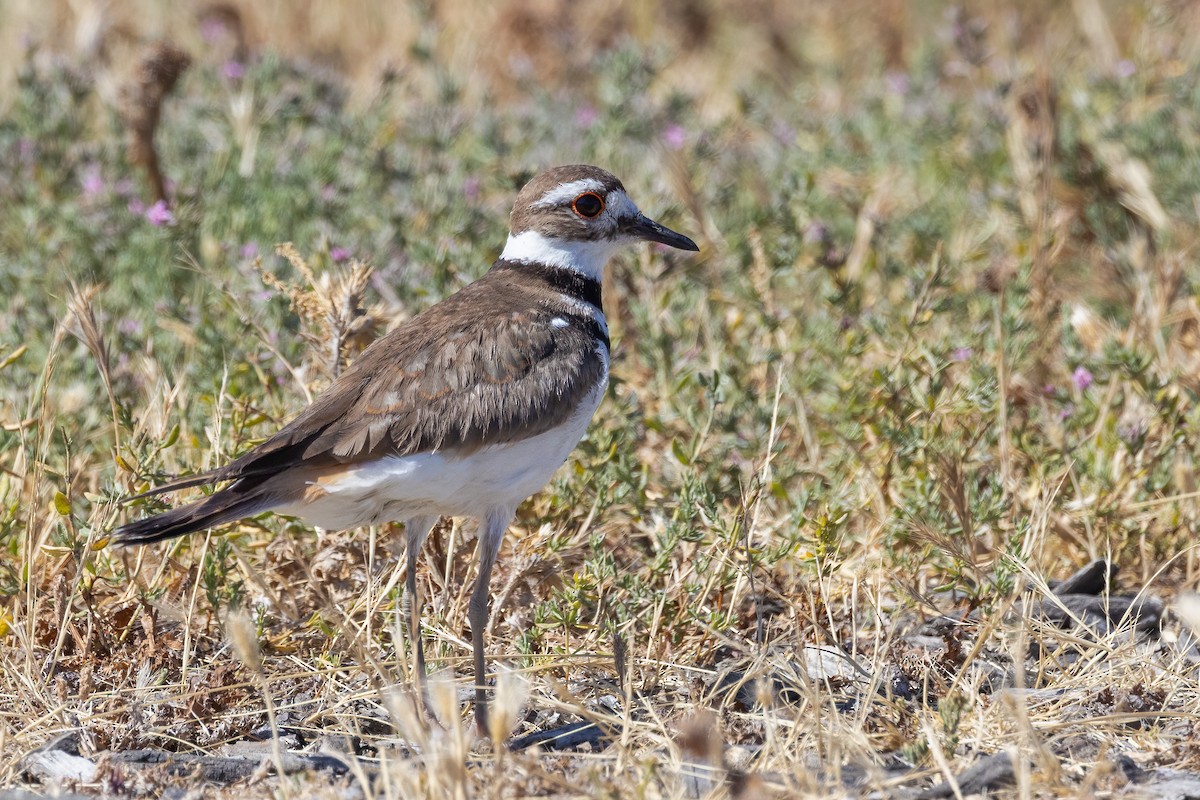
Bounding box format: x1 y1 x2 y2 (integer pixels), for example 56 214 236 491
275 377 607 529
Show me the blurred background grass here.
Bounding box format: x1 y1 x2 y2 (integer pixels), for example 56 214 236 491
4 0 1200 795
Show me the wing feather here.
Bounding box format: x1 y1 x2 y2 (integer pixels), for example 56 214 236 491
132 274 607 494
258 279 604 470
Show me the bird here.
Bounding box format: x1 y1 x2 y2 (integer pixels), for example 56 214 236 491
112 164 700 734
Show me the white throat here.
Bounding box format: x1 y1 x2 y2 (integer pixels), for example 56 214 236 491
500 230 620 281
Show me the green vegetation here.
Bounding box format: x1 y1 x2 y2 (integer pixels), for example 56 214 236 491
3 1 1200 796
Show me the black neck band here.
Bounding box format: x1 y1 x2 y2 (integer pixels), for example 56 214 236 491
492 259 603 311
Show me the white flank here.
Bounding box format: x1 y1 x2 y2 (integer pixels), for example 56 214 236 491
500 230 620 282
532 178 608 208
276 356 609 530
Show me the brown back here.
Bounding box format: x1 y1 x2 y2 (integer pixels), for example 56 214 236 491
208 262 608 485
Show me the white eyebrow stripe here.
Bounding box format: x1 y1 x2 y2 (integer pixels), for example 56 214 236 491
532 178 608 208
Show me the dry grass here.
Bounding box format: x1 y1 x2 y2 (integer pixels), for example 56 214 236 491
5 0 1200 797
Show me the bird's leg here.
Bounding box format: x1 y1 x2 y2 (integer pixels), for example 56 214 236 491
405 544 426 682
468 506 514 738
401 516 437 707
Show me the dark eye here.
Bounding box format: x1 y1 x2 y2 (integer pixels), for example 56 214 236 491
572 192 605 218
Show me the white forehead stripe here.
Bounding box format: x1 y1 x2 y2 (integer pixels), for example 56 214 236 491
606 190 640 220
532 178 608 208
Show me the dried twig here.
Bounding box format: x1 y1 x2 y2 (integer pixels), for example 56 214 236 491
258 244 384 382
119 43 191 206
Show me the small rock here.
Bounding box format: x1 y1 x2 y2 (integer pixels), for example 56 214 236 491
23 750 97 783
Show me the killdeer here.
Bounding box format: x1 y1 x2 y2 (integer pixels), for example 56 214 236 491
113 164 699 733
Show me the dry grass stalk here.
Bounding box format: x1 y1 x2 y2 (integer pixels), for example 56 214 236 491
225 609 289 796
489 664 529 771
1090 139 1170 237
195 4 259 176
119 41 190 206
258 243 384 382
1071 0 1120 74
1005 69 1061 384
836 171 901 285
65 284 121 452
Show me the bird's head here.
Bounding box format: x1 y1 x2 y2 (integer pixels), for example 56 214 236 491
501 165 699 280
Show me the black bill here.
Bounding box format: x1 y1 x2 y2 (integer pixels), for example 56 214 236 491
624 214 700 251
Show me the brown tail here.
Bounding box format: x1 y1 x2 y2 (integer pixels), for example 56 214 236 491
124 467 227 502
113 392 351 545
111 486 273 546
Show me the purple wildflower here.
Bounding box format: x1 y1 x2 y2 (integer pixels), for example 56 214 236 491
1072 366 1094 392
321 184 337 202
1059 404 1075 421
951 347 973 362
127 198 146 215
330 246 351 263
661 124 686 150
200 17 226 43
803 221 831 245
117 318 143 336
1115 60 1136 79
463 177 481 201
223 61 245 80
241 242 259 259
1118 416 1148 449
576 106 598 129
145 200 174 226
884 71 910 95
81 167 104 198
